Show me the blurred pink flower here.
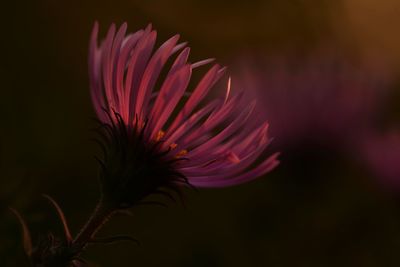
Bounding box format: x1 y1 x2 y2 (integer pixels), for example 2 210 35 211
233 54 389 151
360 131 400 189
89 21 279 200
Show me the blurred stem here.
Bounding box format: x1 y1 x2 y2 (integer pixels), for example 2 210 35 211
72 198 116 252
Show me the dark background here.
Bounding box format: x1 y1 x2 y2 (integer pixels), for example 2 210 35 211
1 0 400 266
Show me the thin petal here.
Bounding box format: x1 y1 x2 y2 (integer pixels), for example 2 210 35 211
148 65 192 139
134 35 180 121
124 27 156 123
166 64 222 135
188 153 280 187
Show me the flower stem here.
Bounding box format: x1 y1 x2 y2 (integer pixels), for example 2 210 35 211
72 199 116 252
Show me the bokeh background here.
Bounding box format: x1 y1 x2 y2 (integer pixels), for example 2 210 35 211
2 0 400 266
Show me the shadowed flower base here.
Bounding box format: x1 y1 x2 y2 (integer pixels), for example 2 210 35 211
73 112 192 252
11 115 194 267
94 112 190 210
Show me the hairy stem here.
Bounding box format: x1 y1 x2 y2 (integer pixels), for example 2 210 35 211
72 199 116 252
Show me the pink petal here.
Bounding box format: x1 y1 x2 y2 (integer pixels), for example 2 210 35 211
134 34 180 122
185 100 256 159
148 65 192 140
123 27 156 124
188 153 280 188
163 99 221 150
115 30 144 123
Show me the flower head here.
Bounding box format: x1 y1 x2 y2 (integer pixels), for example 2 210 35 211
89 22 278 208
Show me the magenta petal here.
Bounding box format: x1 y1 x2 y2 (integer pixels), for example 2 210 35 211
168 47 191 77
187 100 256 158
188 153 280 188
124 29 157 123
116 30 144 122
185 122 269 168
89 22 106 121
164 99 221 147
192 58 215 69
102 24 117 113
178 92 244 149
167 64 221 135
148 65 192 139
134 35 180 121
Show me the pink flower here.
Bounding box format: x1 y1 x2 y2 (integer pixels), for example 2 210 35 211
88 22 278 207
360 131 400 190
233 54 389 151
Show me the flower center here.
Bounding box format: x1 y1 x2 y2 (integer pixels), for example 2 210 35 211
155 130 188 158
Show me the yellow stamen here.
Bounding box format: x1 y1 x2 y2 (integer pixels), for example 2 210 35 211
156 130 165 141
175 149 188 158
169 143 178 149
